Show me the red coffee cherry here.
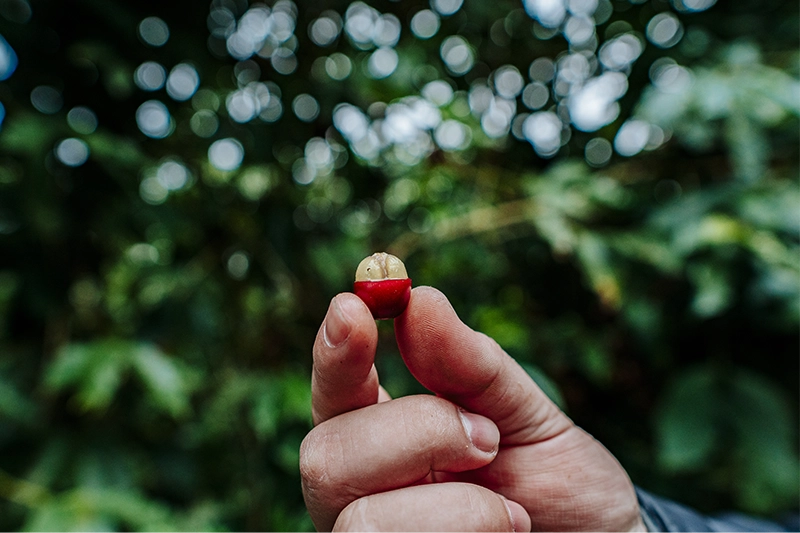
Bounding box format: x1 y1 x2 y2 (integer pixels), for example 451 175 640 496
353 252 412 320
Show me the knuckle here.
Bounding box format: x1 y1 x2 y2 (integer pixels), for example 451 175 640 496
299 424 357 504
298 427 332 493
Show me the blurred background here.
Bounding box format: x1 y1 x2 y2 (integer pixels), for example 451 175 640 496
0 0 798 530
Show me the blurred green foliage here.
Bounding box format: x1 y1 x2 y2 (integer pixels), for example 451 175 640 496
0 0 798 530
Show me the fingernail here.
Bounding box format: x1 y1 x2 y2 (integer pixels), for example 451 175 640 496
459 410 499 455
323 297 351 348
501 497 530 533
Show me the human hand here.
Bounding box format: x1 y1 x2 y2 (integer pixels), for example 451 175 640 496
300 286 646 532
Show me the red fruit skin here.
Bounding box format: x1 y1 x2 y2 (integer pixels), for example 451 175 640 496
353 278 412 320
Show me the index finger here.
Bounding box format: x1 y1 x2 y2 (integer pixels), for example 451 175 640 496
395 286 572 444
311 293 381 425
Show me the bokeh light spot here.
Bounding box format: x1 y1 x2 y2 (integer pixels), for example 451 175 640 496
259 97 283 122
564 15 595 46
522 82 549 110
30 85 62 114
293 93 320 122
431 0 463 16
434 119 470 151
568 0 598 16
672 0 717 13
136 100 173 139
0 0 32 23
134 61 167 91
422 80 454 106
374 14 401 47
227 251 250 280
193 88 221 111
410 9 440 39
227 89 259 122
651 60 692 93
325 53 352 80
156 160 190 190
190 110 219 137
522 111 563 157
271 47 298 74
238 167 276 200
166 63 200 101
584 137 612 167
55 138 90 167
207 7 235 39
367 47 398 79
494 65 525 99
523 0 567 28
646 12 683 48
0 35 18 80
594 0 613 24
333 103 370 143
344 2 379 47
568 72 627 131
209 138 244 171
292 159 315 185
469 84 493 115
529 57 555 83
309 13 341 46
139 16 170 47
66 106 98 134
614 119 650 156
304 137 334 172
440 36 474 76
140 177 168 205
483 98 516 138
234 60 261 86
599 33 643 71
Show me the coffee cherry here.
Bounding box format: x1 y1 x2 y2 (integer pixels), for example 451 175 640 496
353 252 412 319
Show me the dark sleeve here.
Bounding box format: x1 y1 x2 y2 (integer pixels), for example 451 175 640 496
635 487 798 532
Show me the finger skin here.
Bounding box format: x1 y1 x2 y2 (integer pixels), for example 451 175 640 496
395 286 645 532
300 395 500 532
333 483 532 532
395 286 572 444
311 293 380 425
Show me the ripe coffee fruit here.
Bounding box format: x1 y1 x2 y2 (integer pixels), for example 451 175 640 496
353 252 412 319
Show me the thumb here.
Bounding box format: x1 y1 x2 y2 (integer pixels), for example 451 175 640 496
395 286 571 445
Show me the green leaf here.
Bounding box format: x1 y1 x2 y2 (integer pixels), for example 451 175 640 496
575 232 621 310
23 499 108 532
521 363 566 411
608 233 682 275
43 345 94 393
725 110 768 183
46 341 134 412
655 365 799 513
688 262 734 318
473 305 530 356
250 379 280 441
0 375 37 423
45 339 193 416
132 344 192 418
655 367 721 472
727 370 800 511
279 372 312 423
75 354 125 412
